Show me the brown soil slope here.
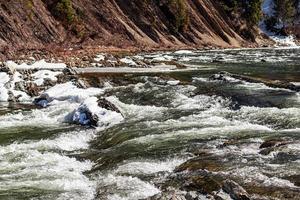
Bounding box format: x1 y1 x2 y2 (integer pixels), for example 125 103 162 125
0 0 256 57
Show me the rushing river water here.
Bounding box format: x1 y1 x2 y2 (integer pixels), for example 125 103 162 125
0 48 300 200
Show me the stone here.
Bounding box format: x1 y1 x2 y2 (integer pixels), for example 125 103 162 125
98 98 121 113
14 82 26 92
222 180 250 200
259 139 290 149
260 59 267 62
7 91 16 102
183 174 222 195
43 78 56 87
25 82 40 97
33 93 52 108
175 156 223 173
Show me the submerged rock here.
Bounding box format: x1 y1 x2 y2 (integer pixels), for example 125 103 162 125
98 98 121 113
259 139 292 155
259 139 290 149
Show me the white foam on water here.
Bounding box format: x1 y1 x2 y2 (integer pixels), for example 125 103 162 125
128 123 272 145
97 174 160 200
0 100 78 128
213 141 262 157
194 76 293 92
235 106 300 128
0 151 95 199
171 93 231 110
106 96 168 120
115 158 187 175
0 129 95 153
0 128 97 199
224 166 298 188
0 72 10 101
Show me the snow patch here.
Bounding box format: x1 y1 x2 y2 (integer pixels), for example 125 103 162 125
32 70 62 86
5 59 66 71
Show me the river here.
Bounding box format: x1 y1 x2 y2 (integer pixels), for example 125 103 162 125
0 48 299 200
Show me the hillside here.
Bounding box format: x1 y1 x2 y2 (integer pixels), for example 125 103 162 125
0 0 269 59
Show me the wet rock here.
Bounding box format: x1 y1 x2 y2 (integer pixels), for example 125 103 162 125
71 97 123 127
259 139 292 155
175 156 224 172
182 173 223 195
185 191 198 200
260 59 267 63
33 93 52 108
222 180 250 200
146 190 211 200
145 190 187 200
259 139 290 149
97 98 121 113
283 175 300 187
244 183 300 200
72 107 98 126
7 91 16 102
212 57 224 63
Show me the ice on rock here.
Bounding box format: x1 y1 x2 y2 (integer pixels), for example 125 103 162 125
120 58 137 66
0 72 10 85
174 50 194 54
0 72 10 101
94 54 106 62
41 82 104 103
71 97 124 127
5 59 66 71
32 70 62 86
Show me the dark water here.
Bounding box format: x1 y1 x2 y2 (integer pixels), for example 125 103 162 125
0 48 300 200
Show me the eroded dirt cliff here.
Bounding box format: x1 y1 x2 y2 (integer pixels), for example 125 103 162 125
0 0 262 59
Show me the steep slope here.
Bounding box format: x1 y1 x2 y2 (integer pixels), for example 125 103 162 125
0 0 258 58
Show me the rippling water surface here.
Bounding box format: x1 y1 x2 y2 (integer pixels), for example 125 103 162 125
0 48 300 200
